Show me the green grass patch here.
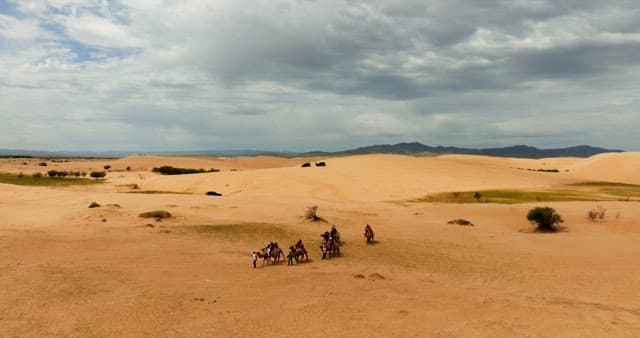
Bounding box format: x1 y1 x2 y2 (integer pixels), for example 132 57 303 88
173 223 299 243
568 182 640 198
410 182 640 204
0 172 103 186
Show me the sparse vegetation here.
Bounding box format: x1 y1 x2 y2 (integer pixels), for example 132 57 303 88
0 172 102 186
410 182 640 205
447 218 474 226
587 206 606 222
139 210 172 219
519 168 560 173
473 192 482 202
104 165 111 170
304 205 324 222
124 190 191 195
89 202 101 208
173 223 299 243
152 166 219 175
47 170 82 178
527 206 564 232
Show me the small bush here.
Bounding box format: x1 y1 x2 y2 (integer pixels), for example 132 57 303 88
17 172 23 178
473 192 482 201
447 218 474 226
38 162 47 166
32 172 42 178
206 191 222 196
304 205 323 221
587 206 606 222
104 165 111 170
90 171 107 179
301 162 311 168
139 210 172 219
48 170 70 178
89 202 101 208
126 166 131 171
527 206 564 232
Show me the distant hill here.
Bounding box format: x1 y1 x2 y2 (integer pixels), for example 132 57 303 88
303 143 622 158
0 143 622 159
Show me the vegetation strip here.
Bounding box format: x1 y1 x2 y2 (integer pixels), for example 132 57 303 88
152 166 219 175
410 182 640 204
0 172 103 186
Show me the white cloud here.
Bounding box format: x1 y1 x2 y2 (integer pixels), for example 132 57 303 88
58 14 140 48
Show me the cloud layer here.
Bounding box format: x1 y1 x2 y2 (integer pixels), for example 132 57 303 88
1 0 639 151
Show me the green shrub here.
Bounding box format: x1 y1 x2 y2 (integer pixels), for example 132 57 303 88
527 206 564 232
90 171 107 179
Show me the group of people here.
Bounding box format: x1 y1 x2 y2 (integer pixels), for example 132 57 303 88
252 224 375 267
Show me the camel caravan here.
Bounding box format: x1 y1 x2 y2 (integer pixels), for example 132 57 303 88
252 224 375 268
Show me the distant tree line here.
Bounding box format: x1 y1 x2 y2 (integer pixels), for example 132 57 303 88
152 166 219 175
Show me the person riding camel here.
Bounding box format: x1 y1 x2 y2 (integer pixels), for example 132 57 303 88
321 231 330 242
331 225 338 237
364 224 373 234
295 239 304 250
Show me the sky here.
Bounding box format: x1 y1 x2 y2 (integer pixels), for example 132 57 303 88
1 0 639 152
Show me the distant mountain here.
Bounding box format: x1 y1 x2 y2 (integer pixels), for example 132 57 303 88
303 143 622 158
0 143 622 159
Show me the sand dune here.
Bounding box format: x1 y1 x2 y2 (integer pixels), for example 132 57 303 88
2 152 640 337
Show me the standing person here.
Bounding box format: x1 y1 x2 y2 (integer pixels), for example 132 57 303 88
321 243 328 260
252 251 258 268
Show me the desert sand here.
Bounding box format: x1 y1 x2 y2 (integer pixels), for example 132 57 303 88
1 153 640 337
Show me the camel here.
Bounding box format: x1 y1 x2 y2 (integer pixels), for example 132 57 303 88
258 247 285 264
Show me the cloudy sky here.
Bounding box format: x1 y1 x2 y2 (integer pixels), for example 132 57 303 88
1 0 639 152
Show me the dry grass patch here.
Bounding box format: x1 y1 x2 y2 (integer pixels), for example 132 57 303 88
125 190 192 195
139 210 172 219
173 223 301 244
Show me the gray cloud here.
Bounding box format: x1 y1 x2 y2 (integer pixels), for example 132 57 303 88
0 0 639 152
